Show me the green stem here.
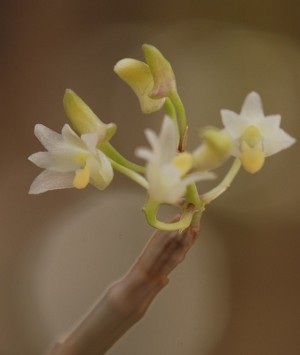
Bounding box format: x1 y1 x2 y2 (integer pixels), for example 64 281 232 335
185 183 204 227
164 97 177 120
164 97 179 146
201 158 242 204
101 143 145 174
168 91 187 150
144 199 195 231
110 159 149 190
186 184 202 209
164 97 178 120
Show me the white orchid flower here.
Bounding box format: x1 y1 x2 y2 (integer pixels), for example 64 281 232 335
136 116 214 205
28 124 113 194
221 92 296 173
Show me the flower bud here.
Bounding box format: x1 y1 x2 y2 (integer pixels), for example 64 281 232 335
142 44 177 98
63 89 116 142
193 128 233 171
114 58 165 113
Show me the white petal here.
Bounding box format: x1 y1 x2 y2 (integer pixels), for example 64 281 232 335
230 140 241 157
163 185 186 204
135 147 153 162
260 114 281 135
182 171 216 186
221 110 246 138
28 150 83 172
28 152 54 169
263 128 296 156
144 128 167 165
61 124 86 149
144 128 159 151
171 172 215 204
240 92 264 121
147 164 182 204
29 170 74 194
158 116 177 162
51 151 84 171
34 124 63 151
142 116 177 165
81 132 99 154
89 152 113 190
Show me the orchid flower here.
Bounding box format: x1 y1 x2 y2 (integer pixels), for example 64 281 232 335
136 116 214 205
221 92 296 173
28 124 113 194
63 89 146 174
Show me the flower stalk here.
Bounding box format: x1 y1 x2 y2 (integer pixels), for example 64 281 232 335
110 159 148 190
201 158 242 204
168 91 187 151
143 199 196 231
101 143 145 174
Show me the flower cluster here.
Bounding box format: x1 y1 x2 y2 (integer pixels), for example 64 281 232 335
29 44 296 231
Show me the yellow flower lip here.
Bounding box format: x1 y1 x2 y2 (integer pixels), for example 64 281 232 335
240 125 265 174
73 163 91 189
240 142 265 173
172 152 193 177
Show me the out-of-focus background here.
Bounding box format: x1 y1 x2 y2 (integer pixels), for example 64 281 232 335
1 1 300 354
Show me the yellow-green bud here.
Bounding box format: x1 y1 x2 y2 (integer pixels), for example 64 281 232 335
142 44 177 98
193 128 233 171
113 58 165 113
63 89 116 142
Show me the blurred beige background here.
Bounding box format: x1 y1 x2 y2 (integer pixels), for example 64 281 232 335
1 1 300 354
